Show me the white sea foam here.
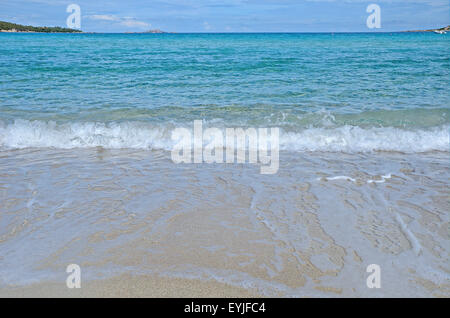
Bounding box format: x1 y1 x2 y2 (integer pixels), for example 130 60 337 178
394 211 422 256
367 173 392 184
0 119 448 153
0 120 174 150
320 175 357 182
281 125 449 153
318 173 393 184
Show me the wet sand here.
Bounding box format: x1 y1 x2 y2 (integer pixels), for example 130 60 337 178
0 273 261 298
0 148 449 297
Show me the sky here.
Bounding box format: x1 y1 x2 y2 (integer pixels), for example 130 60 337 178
0 0 449 33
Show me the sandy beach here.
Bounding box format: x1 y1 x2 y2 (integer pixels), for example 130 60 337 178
0 274 261 298
0 148 448 297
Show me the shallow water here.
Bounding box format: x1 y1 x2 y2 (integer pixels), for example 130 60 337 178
0 149 448 296
0 33 449 153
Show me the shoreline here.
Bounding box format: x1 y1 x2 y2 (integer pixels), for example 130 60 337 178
0 148 448 297
0 32 448 298
0 30 82 33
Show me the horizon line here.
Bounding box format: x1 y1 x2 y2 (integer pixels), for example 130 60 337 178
2 30 439 34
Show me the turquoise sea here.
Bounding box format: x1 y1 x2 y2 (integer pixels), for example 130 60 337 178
0 33 449 296
0 33 448 152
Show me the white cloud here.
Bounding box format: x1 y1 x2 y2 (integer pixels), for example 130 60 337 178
203 21 211 30
121 20 150 28
87 15 118 21
85 14 150 29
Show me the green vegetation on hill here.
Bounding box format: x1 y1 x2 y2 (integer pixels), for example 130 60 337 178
0 21 81 33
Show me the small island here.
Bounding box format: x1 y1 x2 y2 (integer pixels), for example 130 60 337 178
0 21 82 33
125 29 172 34
405 25 449 34
144 29 168 34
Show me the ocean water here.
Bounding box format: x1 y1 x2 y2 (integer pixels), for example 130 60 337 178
0 33 449 297
0 33 448 152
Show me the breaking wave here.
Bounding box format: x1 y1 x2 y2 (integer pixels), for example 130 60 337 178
0 119 448 153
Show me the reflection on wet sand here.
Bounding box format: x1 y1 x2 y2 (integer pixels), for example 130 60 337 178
0 149 449 297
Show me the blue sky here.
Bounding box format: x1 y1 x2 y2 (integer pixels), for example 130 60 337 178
0 0 448 32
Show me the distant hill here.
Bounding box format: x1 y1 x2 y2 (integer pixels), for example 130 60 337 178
125 29 172 34
0 21 82 33
405 25 450 33
144 29 167 33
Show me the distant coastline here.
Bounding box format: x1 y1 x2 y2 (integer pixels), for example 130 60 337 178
0 21 81 33
1 20 449 34
0 20 174 34
125 29 174 34
404 25 449 33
